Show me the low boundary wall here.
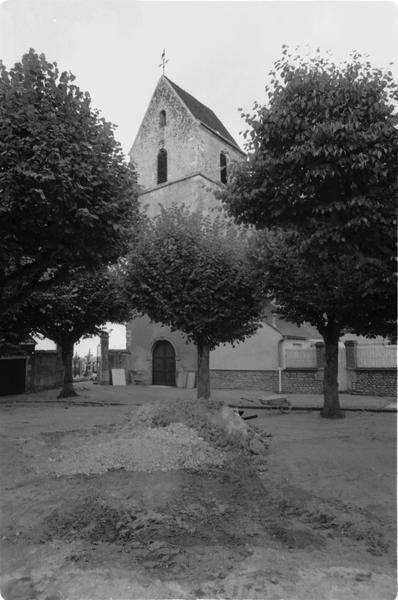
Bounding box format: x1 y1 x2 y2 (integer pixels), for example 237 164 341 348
28 350 64 391
348 368 396 396
210 368 323 394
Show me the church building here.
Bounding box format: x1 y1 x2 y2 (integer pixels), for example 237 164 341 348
125 75 319 390
126 75 244 387
129 75 245 217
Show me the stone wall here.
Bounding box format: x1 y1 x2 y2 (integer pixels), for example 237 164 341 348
349 369 396 396
130 77 200 188
210 370 278 391
210 368 324 394
140 174 220 218
344 341 396 396
281 369 323 394
28 350 63 391
197 124 243 183
130 75 243 217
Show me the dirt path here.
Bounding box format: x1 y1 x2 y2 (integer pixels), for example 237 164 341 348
0 387 396 599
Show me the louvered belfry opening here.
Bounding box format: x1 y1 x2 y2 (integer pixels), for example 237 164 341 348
157 148 167 184
220 152 227 184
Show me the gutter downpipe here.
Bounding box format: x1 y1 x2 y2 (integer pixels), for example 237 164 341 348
277 337 285 394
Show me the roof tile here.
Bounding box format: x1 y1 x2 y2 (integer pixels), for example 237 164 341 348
165 77 241 151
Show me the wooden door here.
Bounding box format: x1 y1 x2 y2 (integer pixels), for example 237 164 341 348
152 341 176 386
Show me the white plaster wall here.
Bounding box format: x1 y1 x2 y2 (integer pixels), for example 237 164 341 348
210 324 282 371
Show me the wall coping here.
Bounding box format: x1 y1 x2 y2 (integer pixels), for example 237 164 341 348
284 367 318 372
210 369 276 373
354 367 397 372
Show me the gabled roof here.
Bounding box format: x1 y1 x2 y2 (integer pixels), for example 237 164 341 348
274 318 321 340
263 304 321 340
165 77 243 153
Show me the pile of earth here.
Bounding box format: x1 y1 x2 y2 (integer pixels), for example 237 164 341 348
18 459 326 586
1 398 394 599
22 397 271 476
13 399 284 581
132 397 272 454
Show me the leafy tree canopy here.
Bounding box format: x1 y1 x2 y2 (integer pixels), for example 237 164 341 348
252 230 396 342
0 49 138 329
27 265 135 397
223 48 397 260
126 205 263 350
32 266 133 345
125 205 264 398
222 48 398 416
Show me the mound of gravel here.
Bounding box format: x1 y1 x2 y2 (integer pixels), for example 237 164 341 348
132 397 249 451
25 398 270 477
32 422 226 476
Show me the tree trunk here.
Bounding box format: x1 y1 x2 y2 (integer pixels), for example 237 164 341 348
320 330 344 418
58 339 78 398
197 342 210 399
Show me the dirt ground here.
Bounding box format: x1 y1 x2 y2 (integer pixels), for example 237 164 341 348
0 384 396 600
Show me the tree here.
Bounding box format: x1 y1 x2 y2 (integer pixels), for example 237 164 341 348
0 49 138 345
251 230 396 417
125 205 263 399
29 266 134 398
222 49 398 417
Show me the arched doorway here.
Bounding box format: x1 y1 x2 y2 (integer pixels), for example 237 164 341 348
152 340 176 386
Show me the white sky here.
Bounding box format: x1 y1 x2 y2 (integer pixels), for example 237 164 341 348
33 324 126 356
1 0 397 355
1 0 397 156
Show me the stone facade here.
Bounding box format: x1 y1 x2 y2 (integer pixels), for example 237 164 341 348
126 315 197 387
210 369 278 391
126 77 347 394
140 173 220 218
126 76 244 385
130 77 200 190
344 340 396 397
129 75 244 217
281 369 323 394
210 368 325 394
349 369 397 396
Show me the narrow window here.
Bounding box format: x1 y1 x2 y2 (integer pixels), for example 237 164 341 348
159 110 166 127
220 152 227 184
157 148 167 184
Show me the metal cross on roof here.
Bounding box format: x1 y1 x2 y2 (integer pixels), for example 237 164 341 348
159 49 169 75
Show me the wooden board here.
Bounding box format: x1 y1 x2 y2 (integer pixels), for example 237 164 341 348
186 371 196 389
111 369 126 386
